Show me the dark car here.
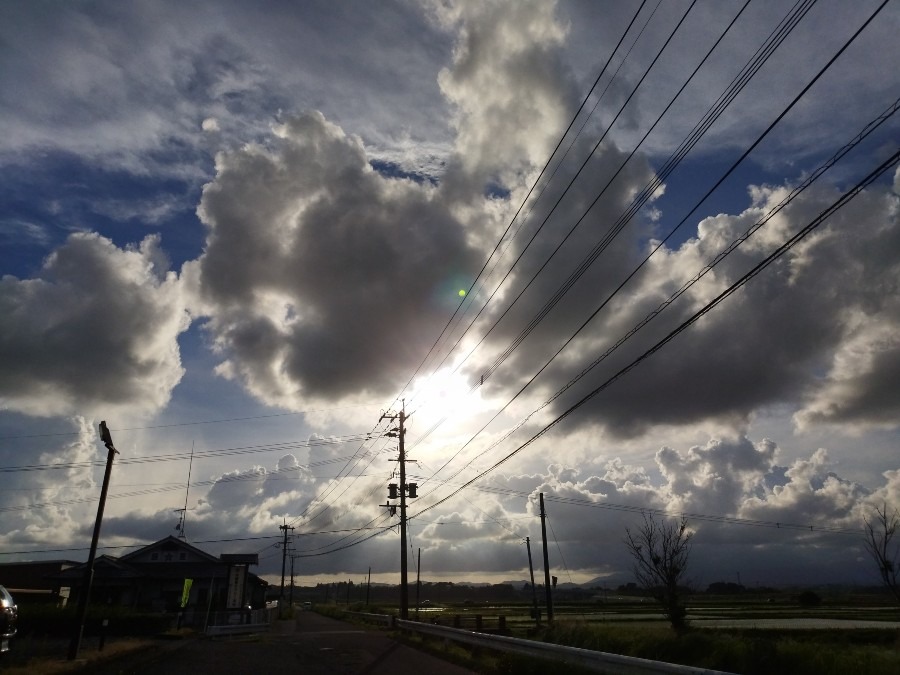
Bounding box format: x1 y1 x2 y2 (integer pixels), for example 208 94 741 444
0 585 16 652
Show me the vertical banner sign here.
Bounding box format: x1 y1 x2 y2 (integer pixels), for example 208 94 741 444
226 565 246 609
181 578 193 608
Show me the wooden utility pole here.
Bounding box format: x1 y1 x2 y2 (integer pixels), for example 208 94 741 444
68 421 118 661
366 566 371 606
539 493 554 622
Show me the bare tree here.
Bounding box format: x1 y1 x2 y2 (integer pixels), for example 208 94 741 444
863 503 900 604
624 513 692 631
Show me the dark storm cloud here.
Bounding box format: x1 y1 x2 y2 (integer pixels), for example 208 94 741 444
187 112 482 404
187 0 580 408
486 175 900 438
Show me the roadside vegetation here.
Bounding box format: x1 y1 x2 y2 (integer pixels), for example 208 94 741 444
394 618 900 675
320 591 900 675
536 621 900 675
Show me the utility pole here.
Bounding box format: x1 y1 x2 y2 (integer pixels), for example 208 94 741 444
366 567 371 606
399 411 408 621
416 547 421 619
381 402 416 620
525 537 540 624
68 421 118 661
279 520 293 617
289 554 298 609
177 441 195 541
539 493 554 622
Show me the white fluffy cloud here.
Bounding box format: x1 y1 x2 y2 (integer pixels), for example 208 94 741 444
0 233 189 417
0 418 100 548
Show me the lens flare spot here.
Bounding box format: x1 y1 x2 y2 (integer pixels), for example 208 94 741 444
458 289 467 297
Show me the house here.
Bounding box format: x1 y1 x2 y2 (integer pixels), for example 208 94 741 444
50 536 267 616
0 560 78 607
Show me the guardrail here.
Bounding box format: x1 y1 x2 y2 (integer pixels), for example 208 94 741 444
205 607 276 636
389 617 735 675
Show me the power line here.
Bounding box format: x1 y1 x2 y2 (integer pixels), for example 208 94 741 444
292 524 396 558
410 0 705 418
393 0 653 412
0 454 393 514
0 403 383 441
420 90 900 495
0 527 394 557
412 0 816 473
0 433 375 474
411 145 900 527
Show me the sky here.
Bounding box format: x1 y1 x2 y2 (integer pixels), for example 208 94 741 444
1 0 899 591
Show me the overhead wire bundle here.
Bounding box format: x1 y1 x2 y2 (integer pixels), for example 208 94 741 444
305 0 897 561
10 1 896 564
395 0 896 535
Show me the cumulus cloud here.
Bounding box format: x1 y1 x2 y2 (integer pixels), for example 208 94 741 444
185 111 482 407
185 0 587 410
795 309 900 430
3 0 898 588
0 0 453 177
0 233 189 417
465 433 889 585
433 0 577 192
507 173 900 439
0 418 123 550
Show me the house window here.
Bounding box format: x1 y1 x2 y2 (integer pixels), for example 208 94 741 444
151 553 159 561
179 553 187 561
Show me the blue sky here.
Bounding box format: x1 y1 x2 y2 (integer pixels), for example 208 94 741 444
2 0 899 589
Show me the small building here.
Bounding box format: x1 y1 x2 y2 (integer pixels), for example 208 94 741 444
0 559 78 607
50 536 267 620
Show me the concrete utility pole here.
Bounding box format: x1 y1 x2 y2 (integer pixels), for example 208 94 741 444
525 536 540 624
399 411 409 620
289 554 298 608
540 492 554 622
381 402 416 620
279 521 293 617
68 421 118 661
416 547 421 619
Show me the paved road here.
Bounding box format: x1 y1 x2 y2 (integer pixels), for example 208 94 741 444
111 612 477 675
